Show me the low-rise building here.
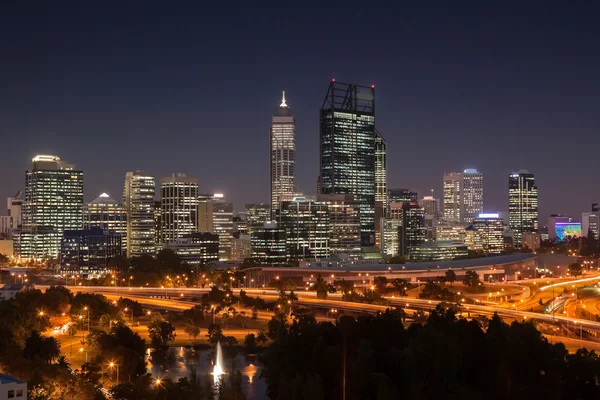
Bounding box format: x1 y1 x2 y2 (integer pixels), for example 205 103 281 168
408 241 468 262
163 232 219 266
60 228 122 277
0 373 27 399
0 283 34 301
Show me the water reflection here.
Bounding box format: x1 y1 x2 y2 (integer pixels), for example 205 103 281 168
146 347 266 400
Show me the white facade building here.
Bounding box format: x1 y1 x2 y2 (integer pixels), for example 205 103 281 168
270 91 296 218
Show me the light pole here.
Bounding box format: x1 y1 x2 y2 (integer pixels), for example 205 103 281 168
124 307 133 323
108 362 119 383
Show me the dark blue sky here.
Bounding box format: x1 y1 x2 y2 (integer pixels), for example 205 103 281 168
1 1 599 221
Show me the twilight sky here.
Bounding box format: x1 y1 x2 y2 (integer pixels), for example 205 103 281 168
1 1 599 222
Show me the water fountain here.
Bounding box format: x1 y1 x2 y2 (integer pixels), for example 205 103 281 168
212 341 225 385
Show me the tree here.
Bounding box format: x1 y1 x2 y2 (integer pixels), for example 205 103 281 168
23 331 61 363
184 324 200 341
569 262 583 277
244 333 257 353
463 270 483 289
391 278 410 296
206 323 225 345
182 305 205 326
314 274 328 299
444 269 457 286
148 317 176 350
373 276 388 292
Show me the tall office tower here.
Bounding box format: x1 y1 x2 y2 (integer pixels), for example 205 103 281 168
160 173 199 244
245 203 271 233
7 190 23 229
375 131 387 210
320 81 376 247
582 205 600 239
508 170 539 247
443 172 462 222
270 91 296 218
85 193 127 254
419 196 440 219
388 189 418 204
380 219 402 256
278 198 329 260
19 155 83 259
318 194 361 255
123 170 156 257
461 169 484 223
198 193 216 232
251 222 288 265
213 200 234 260
472 213 505 255
399 202 425 257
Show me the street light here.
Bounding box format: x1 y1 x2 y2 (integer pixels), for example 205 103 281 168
108 362 119 382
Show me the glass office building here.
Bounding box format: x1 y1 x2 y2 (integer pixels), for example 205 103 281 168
85 193 127 254
160 173 199 244
508 170 538 247
123 170 156 257
60 227 121 276
278 198 330 260
19 155 84 259
270 91 296 218
320 81 376 247
250 222 287 265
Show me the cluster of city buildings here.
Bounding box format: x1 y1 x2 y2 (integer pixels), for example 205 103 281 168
0 82 597 275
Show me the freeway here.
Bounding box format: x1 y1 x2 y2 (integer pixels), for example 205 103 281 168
40 284 600 332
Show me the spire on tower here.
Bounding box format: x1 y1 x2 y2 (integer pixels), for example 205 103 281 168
280 90 287 107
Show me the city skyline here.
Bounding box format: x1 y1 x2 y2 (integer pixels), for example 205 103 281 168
2 2 599 220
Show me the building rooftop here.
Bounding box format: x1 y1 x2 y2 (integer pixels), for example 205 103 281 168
0 373 24 384
90 193 119 204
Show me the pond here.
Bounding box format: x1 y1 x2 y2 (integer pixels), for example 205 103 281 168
146 346 267 399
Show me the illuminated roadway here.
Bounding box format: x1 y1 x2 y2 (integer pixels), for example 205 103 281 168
37 284 600 333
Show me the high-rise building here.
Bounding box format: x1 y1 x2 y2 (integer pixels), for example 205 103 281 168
582 206 600 240
399 202 425 257
388 189 418 205
60 227 121 276
231 233 251 260
375 131 387 210
84 193 127 254
508 170 538 247
7 191 23 229
318 194 361 255
270 91 296 218
278 198 329 260
213 200 234 260
461 169 484 223
250 222 287 265
198 193 216 233
320 81 376 246
471 213 505 254
123 171 156 257
443 172 462 223
245 203 271 233
419 196 441 220
380 219 402 256
19 155 84 259
163 232 219 267
160 173 199 244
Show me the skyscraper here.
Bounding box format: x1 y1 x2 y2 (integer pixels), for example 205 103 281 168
245 203 271 233
508 170 538 247
388 189 418 204
160 173 199 243
443 172 461 222
375 131 387 209
123 170 156 257
278 198 329 260
270 91 296 218
320 81 376 246
461 169 484 223
7 191 23 229
582 205 599 240
471 213 505 255
213 200 234 260
399 202 425 257
84 193 127 254
317 194 361 255
19 155 84 259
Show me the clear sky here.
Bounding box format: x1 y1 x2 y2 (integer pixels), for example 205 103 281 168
1 1 599 221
